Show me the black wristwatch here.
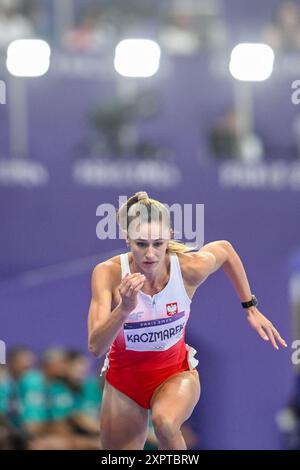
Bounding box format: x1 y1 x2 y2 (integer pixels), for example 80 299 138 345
241 294 258 309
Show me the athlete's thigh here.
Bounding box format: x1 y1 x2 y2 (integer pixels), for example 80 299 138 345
99 379 149 450
150 369 201 426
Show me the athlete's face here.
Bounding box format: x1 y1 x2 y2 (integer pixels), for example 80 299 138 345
128 222 170 272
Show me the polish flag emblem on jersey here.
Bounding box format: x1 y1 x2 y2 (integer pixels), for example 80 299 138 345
166 302 178 316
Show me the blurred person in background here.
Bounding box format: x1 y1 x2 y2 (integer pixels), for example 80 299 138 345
209 108 264 163
63 350 101 436
262 0 300 53
0 347 39 431
0 365 9 416
18 347 101 449
1 347 102 449
0 0 34 48
39 348 100 449
0 346 48 449
39 347 70 436
63 4 112 52
209 109 240 160
159 0 228 55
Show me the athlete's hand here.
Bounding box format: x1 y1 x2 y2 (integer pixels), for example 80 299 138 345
118 273 145 316
246 307 287 350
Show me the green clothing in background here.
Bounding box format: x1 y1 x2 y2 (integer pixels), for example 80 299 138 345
18 369 48 424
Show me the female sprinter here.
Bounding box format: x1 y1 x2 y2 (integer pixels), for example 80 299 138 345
88 191 287 450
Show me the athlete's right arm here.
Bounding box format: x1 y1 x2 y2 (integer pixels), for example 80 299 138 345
87 263 145 358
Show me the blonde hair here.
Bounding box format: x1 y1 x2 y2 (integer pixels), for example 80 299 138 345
117 191 191 254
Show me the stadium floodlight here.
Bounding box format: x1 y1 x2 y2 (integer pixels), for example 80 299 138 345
6 39 51 77
114 39 161 78
229 43 274 81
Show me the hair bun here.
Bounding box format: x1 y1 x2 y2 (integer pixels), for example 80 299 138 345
136 191 149 201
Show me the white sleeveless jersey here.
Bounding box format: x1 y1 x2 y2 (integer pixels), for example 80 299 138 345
121 252 191 351
100 252 199 374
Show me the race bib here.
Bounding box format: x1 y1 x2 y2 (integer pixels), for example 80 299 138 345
123 311 187 352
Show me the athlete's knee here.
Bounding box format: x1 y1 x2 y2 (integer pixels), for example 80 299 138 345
152 414 180 441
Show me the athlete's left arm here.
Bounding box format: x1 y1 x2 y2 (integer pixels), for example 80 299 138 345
189 240 287 350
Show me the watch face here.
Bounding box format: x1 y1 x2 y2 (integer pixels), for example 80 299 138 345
252 295 258 306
